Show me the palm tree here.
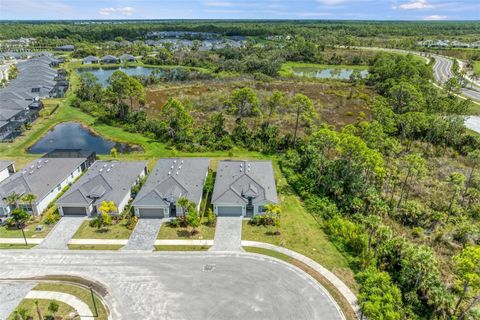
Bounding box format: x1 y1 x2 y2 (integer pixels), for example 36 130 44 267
4 192 21 209
21 193 37 214
35 300 44 320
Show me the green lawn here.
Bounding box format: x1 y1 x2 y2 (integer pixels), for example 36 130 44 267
0 216 54 239
474 61 480 76
68 244 123 250
279 61 367 77
33 282 108 320
157 220 216 240
72 219 134 239
9 299 74 320
0 244 36 249
242 164 356 290
155 245 211 251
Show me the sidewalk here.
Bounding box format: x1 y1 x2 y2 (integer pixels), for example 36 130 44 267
26 290 93 320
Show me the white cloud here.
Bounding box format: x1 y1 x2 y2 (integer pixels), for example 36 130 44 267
424 15 447 20
394 0 434 10
98 7 134 17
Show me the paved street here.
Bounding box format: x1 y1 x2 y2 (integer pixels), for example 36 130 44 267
122 218 163 251
0 250 342 320
211 217 243 251
35 217 85 250
0 281 36 319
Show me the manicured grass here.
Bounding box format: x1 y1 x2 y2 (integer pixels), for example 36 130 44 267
243 246 357 320
34 282 108 320
157 221 216 240
0 243 35 249
68 244 123 250
8 299 74 320
155 245 211 251
242 164 356 291
279 61 367 77
473 61 480 76
0 216 55 238
72 219 134 239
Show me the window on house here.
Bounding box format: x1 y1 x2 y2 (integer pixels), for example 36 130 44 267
31 87 40 93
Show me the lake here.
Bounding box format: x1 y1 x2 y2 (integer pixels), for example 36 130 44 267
293 68 369 80
28 122 139 154
76 66 158 86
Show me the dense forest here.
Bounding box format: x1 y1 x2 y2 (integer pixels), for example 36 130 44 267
1 20 480 48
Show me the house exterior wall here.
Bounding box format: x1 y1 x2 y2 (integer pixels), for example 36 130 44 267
35 165 83 215
0 168 10 183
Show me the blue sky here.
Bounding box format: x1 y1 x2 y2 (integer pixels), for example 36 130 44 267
1 0 479 20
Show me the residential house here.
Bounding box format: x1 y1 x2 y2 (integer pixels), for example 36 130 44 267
83 56 99 64
211 160 278 217
132 158 210 218
55 45 75 51
118 54 136 63
56 161 148 217
0 160 15 183
100 55 119 64
0 158 88 217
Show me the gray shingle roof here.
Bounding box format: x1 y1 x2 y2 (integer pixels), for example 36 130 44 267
212 160 278 205
0 158 87 204
57 160 147 208
0 160 14 172
83 56 99 63
133 158 210 207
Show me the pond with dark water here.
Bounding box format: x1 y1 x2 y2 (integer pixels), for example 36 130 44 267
28 122 140 154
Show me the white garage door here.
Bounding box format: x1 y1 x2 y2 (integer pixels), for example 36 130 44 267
217 206 243 217
138 208 165 218
62 207 87 216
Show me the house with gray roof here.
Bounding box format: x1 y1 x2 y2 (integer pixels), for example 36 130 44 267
132 158 210 218
118 54 136 63
211 160 278 217
56 161 148 217
100 55 119 64
0 160 15 183
55 45 75 51
83 56 99 64
0 158 88 217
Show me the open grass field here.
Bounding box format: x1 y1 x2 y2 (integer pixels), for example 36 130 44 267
279 62 368 77
72 219 134 239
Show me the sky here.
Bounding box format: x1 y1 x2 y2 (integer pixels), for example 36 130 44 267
0 0 479 21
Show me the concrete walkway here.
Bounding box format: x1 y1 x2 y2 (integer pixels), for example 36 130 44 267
242 240 360 317
210 217 243 251
26 290 94 320
0 281 36 320
122 218 163 251
35 217 85 250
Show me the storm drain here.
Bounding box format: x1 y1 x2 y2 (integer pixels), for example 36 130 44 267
203 264 216 272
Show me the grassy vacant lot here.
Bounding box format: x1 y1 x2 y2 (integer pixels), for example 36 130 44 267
34 282 108 320
8 299 74 320
242 164 356 291
72 219 134 239
155 245 211 251
474 61 480 76
68 244 123 250
157 220 216 240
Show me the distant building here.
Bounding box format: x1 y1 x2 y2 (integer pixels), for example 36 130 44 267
55 44 75 51
83 55 99 64
118 54 136 63
0 160 15 183
100 55 119 64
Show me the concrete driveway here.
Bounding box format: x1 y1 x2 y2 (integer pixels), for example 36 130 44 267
122 218 163 251
211 216 243 251
35 217 85 250
0 281 36 319
0 250 343 320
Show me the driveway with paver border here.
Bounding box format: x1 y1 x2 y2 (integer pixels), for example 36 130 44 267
210 216 243 251
122 218 163 251
0 250 343 320
35 217 85 250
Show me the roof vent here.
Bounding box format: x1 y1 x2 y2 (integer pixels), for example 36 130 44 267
45 159 49 163
171 165 174 169
181 160 184 164
176 171 179 175
103 164 108 168
173 160 177 163
29 171 34 175
37 165 42 169
168 171 171 175
107 168 111 173
178 165 182 169
99 168 103 173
